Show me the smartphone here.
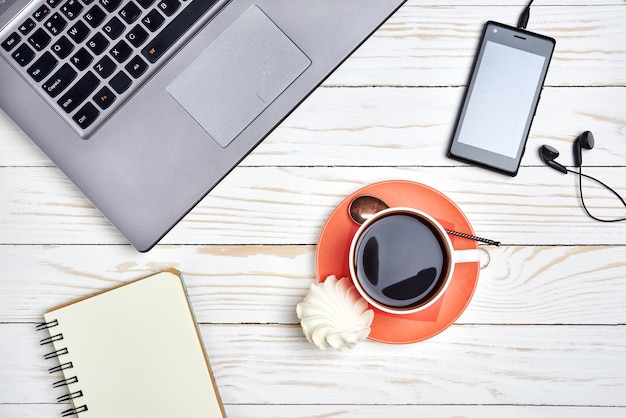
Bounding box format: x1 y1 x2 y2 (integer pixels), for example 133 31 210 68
448 21 555 176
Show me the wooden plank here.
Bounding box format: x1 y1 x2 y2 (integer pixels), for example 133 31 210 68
225 404 626 418
2 404 626 418
0 405 67 418
1 245 625 325
0 324 69 406
1 166 626 245
178 324 626 407
326 5 626 87
3 86 625 167
257 86 626 168
4 323 626 406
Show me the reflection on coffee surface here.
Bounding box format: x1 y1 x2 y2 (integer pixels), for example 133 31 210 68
355 214 447 308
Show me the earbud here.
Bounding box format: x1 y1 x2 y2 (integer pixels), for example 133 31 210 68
540 132 626 223
573 130 594 167
539 144 567 174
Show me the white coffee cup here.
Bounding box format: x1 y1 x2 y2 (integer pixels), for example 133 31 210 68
349 207 481 315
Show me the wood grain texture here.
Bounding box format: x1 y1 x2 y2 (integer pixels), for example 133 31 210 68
325 4 626 87
3 86 625 167
2 404 626 418
4 323 626 406
0 246 625 325
2 166 626 245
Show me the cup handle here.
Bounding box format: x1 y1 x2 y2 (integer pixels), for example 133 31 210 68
453 248 482 264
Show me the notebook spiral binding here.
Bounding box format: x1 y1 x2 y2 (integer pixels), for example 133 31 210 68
37 320 89 417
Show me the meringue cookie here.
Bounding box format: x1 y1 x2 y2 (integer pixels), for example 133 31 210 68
296 275 374 351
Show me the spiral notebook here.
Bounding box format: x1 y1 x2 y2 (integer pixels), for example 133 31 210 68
36 270 225 418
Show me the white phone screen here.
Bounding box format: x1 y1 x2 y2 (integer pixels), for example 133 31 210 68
457 41 546 159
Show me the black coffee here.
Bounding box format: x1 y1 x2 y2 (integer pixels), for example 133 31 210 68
354 213 448 309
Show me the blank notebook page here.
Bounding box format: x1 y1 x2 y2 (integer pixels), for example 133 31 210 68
43 271 224 418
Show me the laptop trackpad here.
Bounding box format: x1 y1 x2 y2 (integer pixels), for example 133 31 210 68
167 6 311 148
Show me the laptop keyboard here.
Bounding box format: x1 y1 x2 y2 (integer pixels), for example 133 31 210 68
1 0 226 139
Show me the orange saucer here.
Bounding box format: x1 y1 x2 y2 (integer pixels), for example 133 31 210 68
315 180 480 344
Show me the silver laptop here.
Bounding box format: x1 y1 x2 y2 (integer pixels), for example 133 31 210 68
0 0 405 251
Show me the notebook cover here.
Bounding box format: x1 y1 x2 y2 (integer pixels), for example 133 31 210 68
40 270 225 418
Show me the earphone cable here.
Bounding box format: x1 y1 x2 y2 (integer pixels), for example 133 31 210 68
567 166 626 222
517 0 535 29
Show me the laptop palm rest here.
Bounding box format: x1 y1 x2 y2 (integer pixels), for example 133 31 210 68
167 6 311 148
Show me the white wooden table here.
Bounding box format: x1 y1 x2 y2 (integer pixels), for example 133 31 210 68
2 1 626 416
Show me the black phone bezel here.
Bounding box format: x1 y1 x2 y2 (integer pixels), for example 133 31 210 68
448 21 555 176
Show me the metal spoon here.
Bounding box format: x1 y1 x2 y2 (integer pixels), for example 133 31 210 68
348 195 501 246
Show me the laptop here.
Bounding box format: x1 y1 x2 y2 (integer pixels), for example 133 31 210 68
0 0 406 251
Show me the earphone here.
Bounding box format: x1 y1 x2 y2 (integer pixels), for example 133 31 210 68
539 131 626 222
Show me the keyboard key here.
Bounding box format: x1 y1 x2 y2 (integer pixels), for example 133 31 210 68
119 2 142 24
27 51 58 81
109 40 131 63
142 0 220 63
11 43 36 66
126 24 148 47
67 21 90 43
33 5 51 21
93 55 117 78
19 18 37 35
3 0 226 137
136 0 156 9
58 71 100 113
70 47 93 70
109 71 131 93
93 86 116 109
141 9 164 32
60 0 83 20
51 35 74 58
1 32 21 52
28 28 52 51
72 102 100 130
44 13 67 35
157 0 180 17
100 0 123 13
102 16 125 40
42 63 77 97
84 5 106 28
125 55 148 78
86 32 109 55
